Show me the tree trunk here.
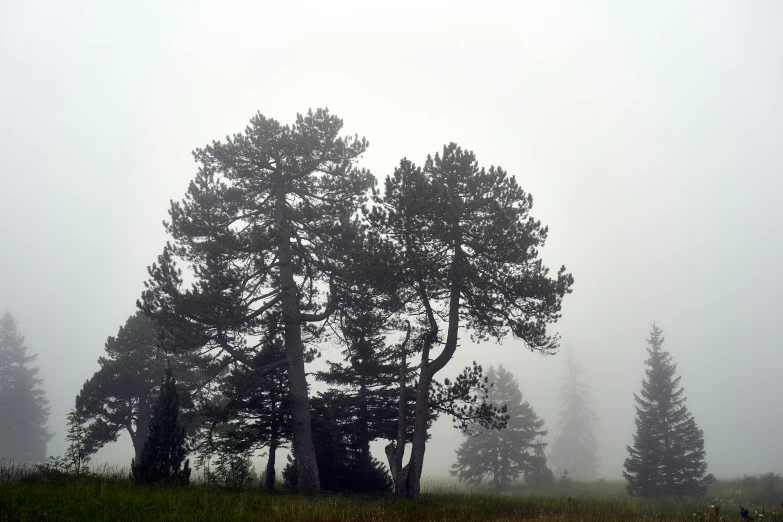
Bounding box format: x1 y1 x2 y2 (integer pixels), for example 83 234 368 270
357 373 372 480
276 184 320 494
386 323 411 497
265 440 278 491
132 393 151 462
401 370 432 500
397 249 464 500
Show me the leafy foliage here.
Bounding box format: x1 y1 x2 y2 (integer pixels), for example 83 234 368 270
196 423 256 491
623 324 712 498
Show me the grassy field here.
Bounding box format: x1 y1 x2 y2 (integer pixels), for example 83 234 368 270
1 463 782 521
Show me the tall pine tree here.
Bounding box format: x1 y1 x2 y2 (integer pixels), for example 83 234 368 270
0 311 52 462
140 109 373 494
131 362 191 485
549 345 599 480
623 324 711 498
450 365 549 490
373 144 573 499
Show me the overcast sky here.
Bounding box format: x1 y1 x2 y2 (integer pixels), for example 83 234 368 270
1 1 782 480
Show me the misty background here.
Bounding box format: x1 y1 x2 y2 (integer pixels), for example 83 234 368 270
1 1 781 479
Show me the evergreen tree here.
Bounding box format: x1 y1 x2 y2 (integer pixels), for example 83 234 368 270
549 346 599 480
76 312 206 461
283 395 393 493
131 362 191 485
451 365 549 490
315 287 415 492
0 311 52 462
140 108 373 494
372 144 573 499
623 324 711 498
202 313 292 491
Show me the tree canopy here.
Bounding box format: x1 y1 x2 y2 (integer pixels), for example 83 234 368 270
374 144 573 499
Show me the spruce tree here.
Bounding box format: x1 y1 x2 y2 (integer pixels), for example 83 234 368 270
450 365 549 490
131 362 191 485
623 324 711 498
203 313 292 491
549 346 599 480
315 287 414 493
0 311 52 462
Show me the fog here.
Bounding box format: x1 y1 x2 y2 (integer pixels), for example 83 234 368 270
1 1 781 480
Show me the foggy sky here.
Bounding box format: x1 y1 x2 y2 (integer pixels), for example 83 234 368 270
1 1 782 479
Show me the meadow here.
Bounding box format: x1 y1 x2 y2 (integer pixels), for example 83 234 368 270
1 462 782 522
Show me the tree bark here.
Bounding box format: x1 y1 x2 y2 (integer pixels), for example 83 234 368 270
386 322 411 497
276 183 320 494
131 393 151 462
265 440 278 491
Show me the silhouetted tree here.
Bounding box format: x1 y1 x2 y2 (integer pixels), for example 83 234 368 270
0 311 51 462
623 324 711 498
315 280 417 491
451 365 549 490
283 395 393 493
549 346 599 480
201 313 292 491
131 363 191 485
372 144 573 499
140 109 373 494
76 312 205 461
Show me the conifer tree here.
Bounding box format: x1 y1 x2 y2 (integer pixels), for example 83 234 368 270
450 365 549 490
76 312 206 461
131 362 191 485
315 285 414 492
0 311 52 462
140 109 373 493
549 346 599 480
623 324 711 498
373 144 573 499
202 313 292 491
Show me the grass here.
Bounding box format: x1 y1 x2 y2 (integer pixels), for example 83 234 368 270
1 462 782 521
